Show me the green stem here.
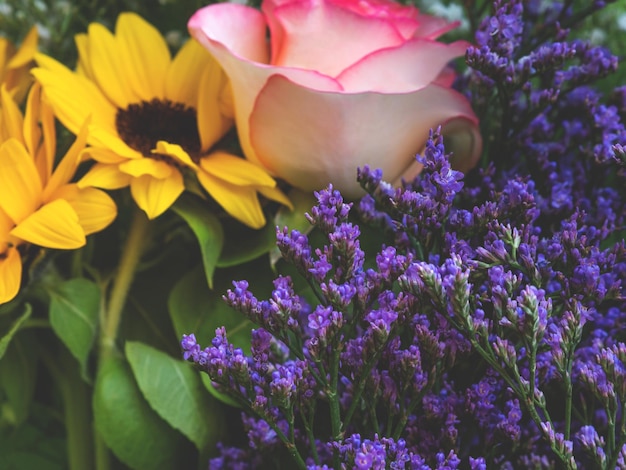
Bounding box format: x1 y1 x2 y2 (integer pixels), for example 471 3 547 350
39 347 93 470
563 370 573 441
95 208 150 470
327 347 342 441
303 405 320 464
94 428 111 470
99 208 150 361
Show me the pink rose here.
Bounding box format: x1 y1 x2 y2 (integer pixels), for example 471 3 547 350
189 0 481 198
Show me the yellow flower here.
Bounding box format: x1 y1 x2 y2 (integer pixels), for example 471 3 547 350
0 84 117 304
0 26 37 104
32 13 291 226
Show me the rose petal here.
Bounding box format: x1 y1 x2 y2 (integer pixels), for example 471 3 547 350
268 0 406 77
413 13 459 39
249 74 481 198
337 38 469 92
189 4 343 167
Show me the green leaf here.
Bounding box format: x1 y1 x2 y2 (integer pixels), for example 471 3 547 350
274 188 316 233
172 194 224 288
0 403 67 470
0 332 38 425
169 259 281 407
93 356 181 469
217 218 276 267
200 372 239 408
168 265 253 354
48 279 99 380
0 303 31 360
126 341 222 450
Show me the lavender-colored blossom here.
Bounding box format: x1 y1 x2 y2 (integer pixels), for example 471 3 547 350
179 1 626 467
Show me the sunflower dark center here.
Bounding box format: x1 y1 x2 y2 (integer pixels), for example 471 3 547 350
115 98 202 164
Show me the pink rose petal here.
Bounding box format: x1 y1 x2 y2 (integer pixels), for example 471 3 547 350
249 74 481 197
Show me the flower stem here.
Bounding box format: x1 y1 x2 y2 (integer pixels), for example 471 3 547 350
95 207 150 470
100 208 150 360
39 347 93 470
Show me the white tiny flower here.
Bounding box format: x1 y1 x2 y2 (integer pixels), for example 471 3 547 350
36 23 51 42
588 28 606 45
617 13 626 31
426 2 469 33
0 3 12 16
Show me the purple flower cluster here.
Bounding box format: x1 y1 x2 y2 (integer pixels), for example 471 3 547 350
180 1 626 468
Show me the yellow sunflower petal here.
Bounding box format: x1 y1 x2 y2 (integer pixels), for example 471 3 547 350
197 63 232 150
43 117 89 201
7 26 37 68
78 162 132 189
85 22 137 108
0 247 22 305
41 87 58 167
11 199 85 249
116 13 170 101
83 147 128 164
75 33 94 79
0 84 24 144
165 39 209 107
197 171 266 229
153 141 198 169
200 151 277 187
257 185 293 209
0 138 43 224
130 172 184 219
119 157 173 179
59 185 117 235
23 83 44 175
0 207 13 239
87 125 141 159
33 54 118 136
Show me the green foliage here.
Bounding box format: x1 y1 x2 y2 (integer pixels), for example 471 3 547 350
93 356 182 470
48 279 100 381
0 403 67 470
0 331 38 426
172 194 224 289
0 303 32 360
126 341 223 450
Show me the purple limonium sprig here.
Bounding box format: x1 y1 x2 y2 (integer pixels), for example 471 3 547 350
180 1 626 468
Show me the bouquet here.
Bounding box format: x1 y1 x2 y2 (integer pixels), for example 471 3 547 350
0 0 625 468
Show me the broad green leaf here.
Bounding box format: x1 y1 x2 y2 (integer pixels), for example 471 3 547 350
200 371 239 408
48 279 99 380
0 303 31 360
274 188 316 234
0 403 67 470
0 332 37 425
216 218 276 267
172 194 224 288
93 356 181 469
169 259 280 407
126 341 222 450
168 265 253 354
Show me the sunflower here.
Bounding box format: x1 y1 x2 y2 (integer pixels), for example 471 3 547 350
32 13 291 226
0 26 37 104
0 83 117 304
